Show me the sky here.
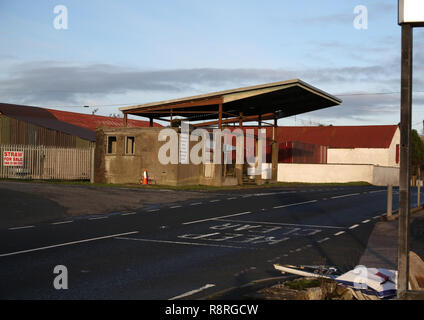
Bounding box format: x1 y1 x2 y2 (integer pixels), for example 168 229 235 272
0 0 424 129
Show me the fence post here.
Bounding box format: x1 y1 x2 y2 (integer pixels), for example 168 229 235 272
90 147 95 184
418 183 421 209
387 184 393 219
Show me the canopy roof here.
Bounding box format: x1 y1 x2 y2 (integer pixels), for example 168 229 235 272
120 79 342 126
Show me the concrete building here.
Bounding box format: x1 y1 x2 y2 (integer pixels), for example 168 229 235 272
95 79 342 186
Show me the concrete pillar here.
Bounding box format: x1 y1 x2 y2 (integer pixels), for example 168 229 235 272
387 184 393 219
236 112 244 186
271 117 278 182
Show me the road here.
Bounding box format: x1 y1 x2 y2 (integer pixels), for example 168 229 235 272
0 184 421 299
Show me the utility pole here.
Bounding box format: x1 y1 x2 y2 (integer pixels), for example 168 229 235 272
397 0 424 299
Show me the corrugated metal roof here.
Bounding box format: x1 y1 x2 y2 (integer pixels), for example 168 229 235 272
46 108 161 132
0 103 162 142
274 125 399 149
0 103 96 141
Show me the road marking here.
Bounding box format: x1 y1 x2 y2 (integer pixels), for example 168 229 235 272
330 193 360 200
317 237 330 243
8 225 35 230
362 219 371 224
369 190 385 194
170 206 182 209
349 224 360 230
273 200 318 209
227 197 237 200
89 216 108 220
121 212 136 216
334 231 346 236
182 211 252 225
51 221 73 225
217 218 343 229
115 237 244 249
169 284 216 300
210 200 220 203
0 231 140 258
190 202 202 206
147 209 160 212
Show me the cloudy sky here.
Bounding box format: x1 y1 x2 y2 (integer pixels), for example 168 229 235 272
0 0 423 129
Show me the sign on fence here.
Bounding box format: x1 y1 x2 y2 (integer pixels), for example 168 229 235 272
3 151 24 166
0 145 93 180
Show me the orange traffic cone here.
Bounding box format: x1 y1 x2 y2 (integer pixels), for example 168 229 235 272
142 169 148 185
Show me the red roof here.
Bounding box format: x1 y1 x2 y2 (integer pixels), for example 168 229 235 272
274 125 398 149
46 108 162 132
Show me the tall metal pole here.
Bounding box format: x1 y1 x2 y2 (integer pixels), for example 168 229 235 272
398 24 413 299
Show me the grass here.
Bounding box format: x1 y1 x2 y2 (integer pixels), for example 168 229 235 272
0 178 371 192
284 278 322 291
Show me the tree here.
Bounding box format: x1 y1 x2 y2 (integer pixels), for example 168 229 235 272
411 129 424 177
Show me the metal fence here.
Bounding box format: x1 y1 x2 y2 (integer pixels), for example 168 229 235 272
0 144 94 180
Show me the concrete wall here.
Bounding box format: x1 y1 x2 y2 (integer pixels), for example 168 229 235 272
327 128 400 167
277 163 399 186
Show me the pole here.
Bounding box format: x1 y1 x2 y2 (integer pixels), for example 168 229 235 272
418 184 421 208
398 24 413 299
387 184 393 219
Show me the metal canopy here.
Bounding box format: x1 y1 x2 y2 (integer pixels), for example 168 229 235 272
120 79 342 127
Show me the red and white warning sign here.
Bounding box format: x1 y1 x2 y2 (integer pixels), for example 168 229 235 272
3 151 24 166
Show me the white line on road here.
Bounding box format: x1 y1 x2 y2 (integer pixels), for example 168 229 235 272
349 224 360 230
330 193 360 200
170 206 182 209
317 237 330 243
169 284 216 300
115 237 244 249
273 200 318 209
121 212 137 216
190 202 202 206
147 209 160 212
0 231 140 258
334 231 346 236
89 216 108 220
210 200 221 203
227 197 237 200
182 211 252 225
217 218 343 229
51 221 74 225
369 190 386 194
8 225 35 230
362 219 371 224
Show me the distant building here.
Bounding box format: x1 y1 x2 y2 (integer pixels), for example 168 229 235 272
0 103 160 148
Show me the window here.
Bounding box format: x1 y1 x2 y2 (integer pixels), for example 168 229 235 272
107 136 117 154
125 136 135 155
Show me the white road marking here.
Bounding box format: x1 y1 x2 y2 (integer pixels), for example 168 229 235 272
217 218 343 229
8 225 35 230
369 190 385 194
349 224 360 230
190 202 202 206
330 193 360 200
170 206 182 209
0 231 140 258
115 237 244 249
169 284 216 300
273 200 318 209
227 197 237 200
317 237 330 243
51 221 73 225
182 211 252 225
121 212 137 216
210 200 220 203
89 216 108 220
362 219 371 224
147 209 160 212
334 231 346 236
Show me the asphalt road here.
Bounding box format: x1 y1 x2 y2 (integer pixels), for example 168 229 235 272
0 184 421 299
